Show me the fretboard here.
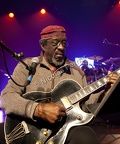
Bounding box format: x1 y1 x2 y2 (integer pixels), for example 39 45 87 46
58 68 120 105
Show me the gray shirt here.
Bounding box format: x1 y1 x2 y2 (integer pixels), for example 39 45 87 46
0 53 103 120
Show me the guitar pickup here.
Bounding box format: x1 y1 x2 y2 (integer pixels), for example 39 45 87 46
60 97 72 109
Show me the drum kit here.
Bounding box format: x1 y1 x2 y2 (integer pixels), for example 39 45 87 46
81 55 120 84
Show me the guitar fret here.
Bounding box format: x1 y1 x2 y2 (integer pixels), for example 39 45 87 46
71 94 78 103
96 82 101 88
96 80 102 86
95 82 102 89
68 91 83 104
83 87 91 95
68 95 73 101
92 80 103 90
80 91 85 97
69 95 75 103
69 94 77 104
89 85 94 92
68 95 73 103
101 77 107 84
74 92 83 102
81 89 87 95
91 83 98 89
77 91 82 98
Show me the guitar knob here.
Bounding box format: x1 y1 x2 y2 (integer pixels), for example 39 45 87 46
36 141 42 144
77 114 82 120
43 129 49 136
48 141 54 144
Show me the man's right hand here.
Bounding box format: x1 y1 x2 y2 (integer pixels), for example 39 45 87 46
33 102 66 123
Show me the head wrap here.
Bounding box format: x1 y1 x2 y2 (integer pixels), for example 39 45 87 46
40 25 66 40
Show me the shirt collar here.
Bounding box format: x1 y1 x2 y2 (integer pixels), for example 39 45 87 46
39 52 71 74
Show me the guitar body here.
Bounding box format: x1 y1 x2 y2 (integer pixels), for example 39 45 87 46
4 79 94 144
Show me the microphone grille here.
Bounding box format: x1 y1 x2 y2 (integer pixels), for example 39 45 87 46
31 57 39 63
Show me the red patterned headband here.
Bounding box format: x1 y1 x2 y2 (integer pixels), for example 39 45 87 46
40 25 66 40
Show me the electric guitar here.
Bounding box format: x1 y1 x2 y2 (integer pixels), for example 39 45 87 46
4 68 120 144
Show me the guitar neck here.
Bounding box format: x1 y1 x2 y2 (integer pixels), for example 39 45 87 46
67 68 120 105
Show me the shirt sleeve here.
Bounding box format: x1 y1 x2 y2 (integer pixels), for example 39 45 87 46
0 58 39 120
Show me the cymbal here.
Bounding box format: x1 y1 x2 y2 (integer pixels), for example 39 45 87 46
88 55 103 61
104 57 120 65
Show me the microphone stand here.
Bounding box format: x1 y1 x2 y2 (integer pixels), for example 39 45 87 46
0 40 31 72
0 40 32 87
103 38 120 47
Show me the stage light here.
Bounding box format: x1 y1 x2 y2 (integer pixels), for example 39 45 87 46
40 8 46 14
9 12 14 18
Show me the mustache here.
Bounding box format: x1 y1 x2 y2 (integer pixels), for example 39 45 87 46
55 50 65 55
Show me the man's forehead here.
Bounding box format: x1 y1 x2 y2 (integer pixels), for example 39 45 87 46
47 37 67 41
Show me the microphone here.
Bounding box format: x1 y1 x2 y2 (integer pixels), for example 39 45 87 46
27 57 39 84
103 38 108 44
103 38 120 46
101 62 106 65
103 38 105 43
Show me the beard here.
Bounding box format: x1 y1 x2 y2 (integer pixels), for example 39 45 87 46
52 56 64 67
50 52 65 67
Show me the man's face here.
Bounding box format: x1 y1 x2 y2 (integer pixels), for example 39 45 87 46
43 37 68 67
83 60 88 66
